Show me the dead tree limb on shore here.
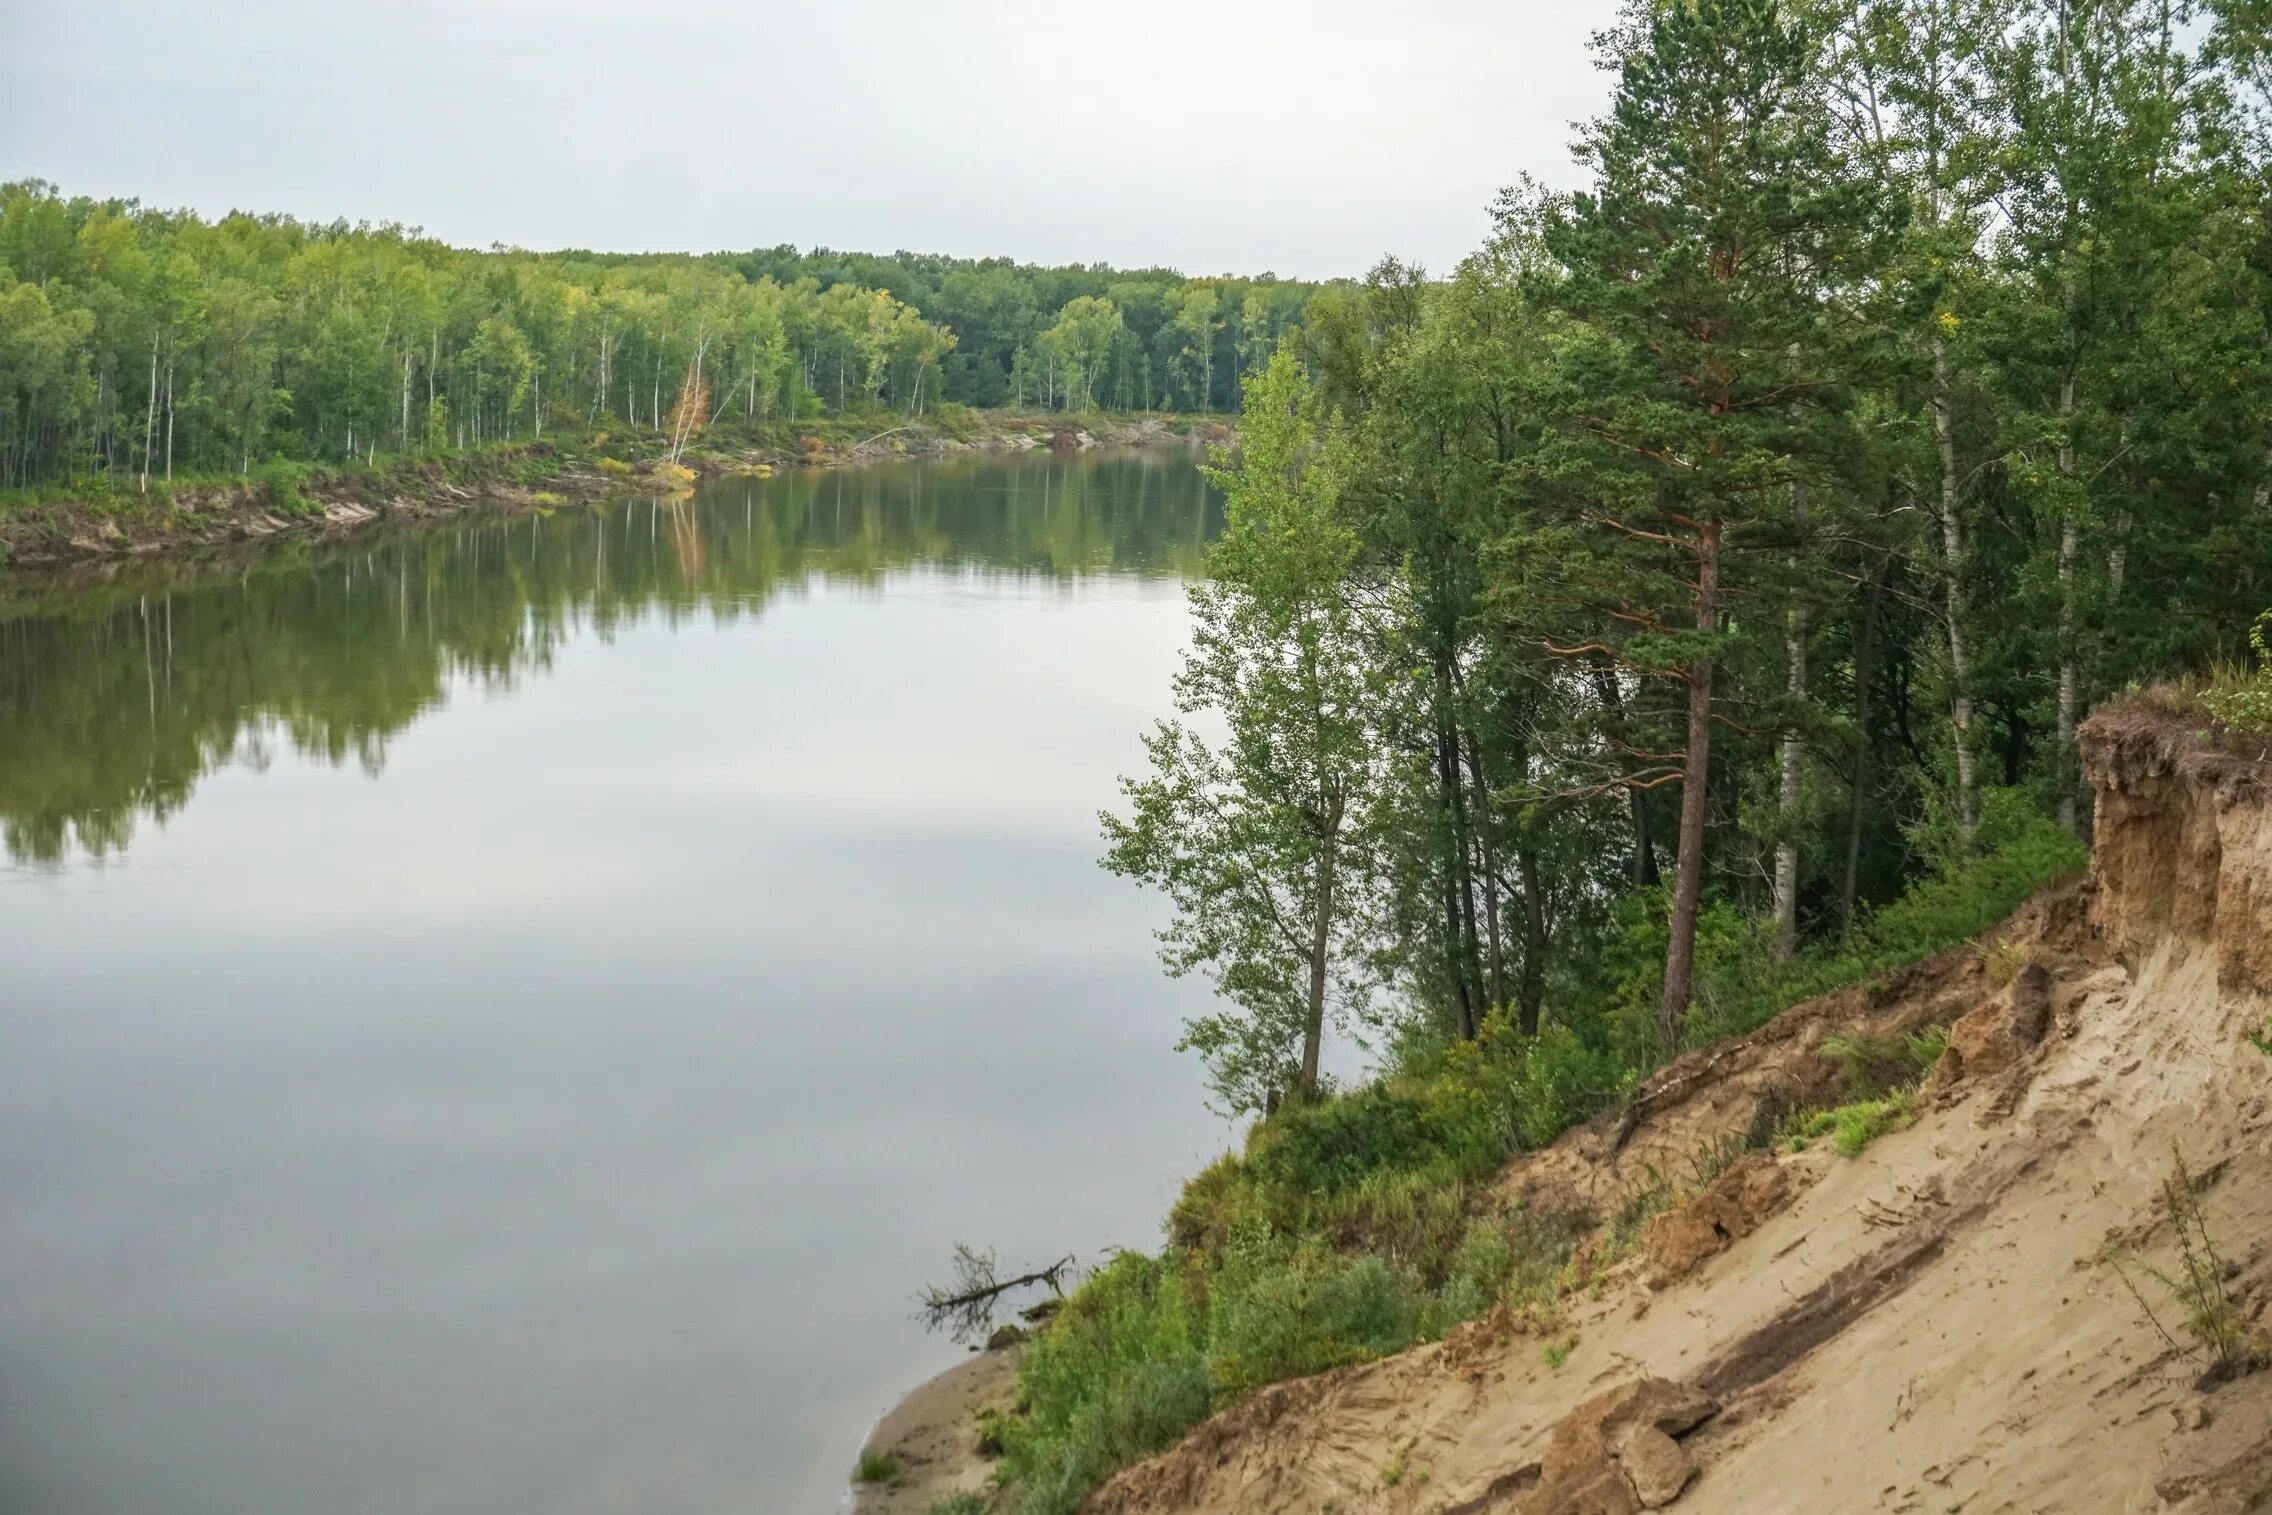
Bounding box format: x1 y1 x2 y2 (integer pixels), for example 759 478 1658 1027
918 1245 1075 1343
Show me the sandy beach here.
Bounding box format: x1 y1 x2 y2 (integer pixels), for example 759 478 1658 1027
849 1345 1020 1513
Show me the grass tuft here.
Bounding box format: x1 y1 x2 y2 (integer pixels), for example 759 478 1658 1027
1778 1087 1916 1158
853 1450 904 1485
2199 612 2272 733
923 1496 989 1515
2102 1148 2268 1382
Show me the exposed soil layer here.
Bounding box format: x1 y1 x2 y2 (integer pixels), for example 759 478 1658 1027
1087 703 2272 1515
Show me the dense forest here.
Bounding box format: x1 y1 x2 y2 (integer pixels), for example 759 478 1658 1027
1108 0 2272 1115
0 182 1322 490
994 2 2272 1511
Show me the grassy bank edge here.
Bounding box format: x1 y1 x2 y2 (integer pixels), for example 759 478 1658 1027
973 813 2088 1515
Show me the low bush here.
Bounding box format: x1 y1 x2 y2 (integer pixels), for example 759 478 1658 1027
852 1450 903 1484
924 1495 989 1515
1822 1028 1946 1100
252 459 319 517
2200 611 2272 733
999 1205 1581 1515
2103 1149 2268 1381
1779 1088 1915 1157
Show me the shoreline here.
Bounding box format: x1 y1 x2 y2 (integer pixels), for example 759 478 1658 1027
0 414 1223 582
848 1343 1022 1513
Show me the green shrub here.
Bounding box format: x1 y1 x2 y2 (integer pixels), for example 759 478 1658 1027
1423 1216 1514 1327
1859 806 2084 962
252 460 318 518
1002 1253 1211 1515
1502 1022 1632 1148
1245 1081 1458 1196
2201 612 2272 733
1832 1090 1915 1156
1822 1029 1946 1100
1780 1089 1915 1157
853 1450 903 1484
924 1495 989 1515
1205 1234 1417 1396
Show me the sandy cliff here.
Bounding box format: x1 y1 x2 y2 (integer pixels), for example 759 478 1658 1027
1088 703 2272 1515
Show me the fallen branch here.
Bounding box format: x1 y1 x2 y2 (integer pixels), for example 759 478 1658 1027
918 1245 1076 1343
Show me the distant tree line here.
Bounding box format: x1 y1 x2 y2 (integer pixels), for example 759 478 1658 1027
0 180 1326 490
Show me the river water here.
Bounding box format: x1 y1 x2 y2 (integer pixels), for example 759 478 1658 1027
0 454 1233 1515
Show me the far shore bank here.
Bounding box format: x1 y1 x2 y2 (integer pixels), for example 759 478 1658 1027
0 412 1227 581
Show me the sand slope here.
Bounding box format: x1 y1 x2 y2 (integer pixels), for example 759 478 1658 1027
1089 708 2272 1515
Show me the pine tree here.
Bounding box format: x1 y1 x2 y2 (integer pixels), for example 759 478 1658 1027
1542 0 1897 1048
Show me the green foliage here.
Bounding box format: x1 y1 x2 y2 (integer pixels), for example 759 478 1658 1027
1102 351 1379 1113
252 460 317 518
2201 613 2272 734
1038 769 2062 1505
1822 1029 1947 1100
2102 1150 2266 1380
923 1496 990 1515
1831 1090 1917 1157
1205 1234 1416 1396
0 179 1319 494
999 1254 1212 1515
1003 1154 1584 1515
1779 1088 1916 1158
1857 801 2087 964
852 1450 904 1485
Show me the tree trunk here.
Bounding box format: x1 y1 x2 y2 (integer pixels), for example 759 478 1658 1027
1772 483 1807 959
1464 730 1508 1014
1300 799 1342 1098
2055 361 2080 832
1658 522 1720 1052
140 334 159 494
1516 840 1547 1038
1444 717 1486 1025
1434 719 1480 1038
1930 335 1978 842
1592 667 1658 885
1841 556 1886 936
1440 864 1473 1040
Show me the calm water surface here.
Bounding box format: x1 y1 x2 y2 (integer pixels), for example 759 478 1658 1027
0 454 1232 1515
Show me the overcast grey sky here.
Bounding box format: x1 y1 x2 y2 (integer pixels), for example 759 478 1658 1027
2 0 1620 279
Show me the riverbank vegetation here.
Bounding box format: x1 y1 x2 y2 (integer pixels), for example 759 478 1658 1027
1017 1 2272 1511
0 178 1320 494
